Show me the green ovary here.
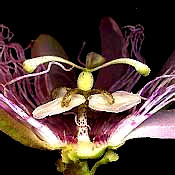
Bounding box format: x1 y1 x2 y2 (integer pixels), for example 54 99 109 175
57 141 122 175
61 141 107 164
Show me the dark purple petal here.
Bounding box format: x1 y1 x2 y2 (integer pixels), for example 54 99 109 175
98 17 126 60
31 34 76 89
95 17 126 91
31 34 68 58
125 110 175 140
95 17 145 92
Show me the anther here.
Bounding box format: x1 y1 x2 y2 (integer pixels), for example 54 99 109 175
61 88 80 107
90 89 115 105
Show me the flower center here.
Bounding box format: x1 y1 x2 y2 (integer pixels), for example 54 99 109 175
52 87 115 142
19 53 150 142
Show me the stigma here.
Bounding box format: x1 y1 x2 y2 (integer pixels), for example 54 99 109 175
77 70 94 91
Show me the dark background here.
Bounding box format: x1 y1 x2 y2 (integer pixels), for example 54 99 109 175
1 6 175 175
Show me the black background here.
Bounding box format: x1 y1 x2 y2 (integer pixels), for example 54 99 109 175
1 5 175 175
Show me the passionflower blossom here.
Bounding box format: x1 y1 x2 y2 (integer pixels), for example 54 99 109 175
1 18 175 175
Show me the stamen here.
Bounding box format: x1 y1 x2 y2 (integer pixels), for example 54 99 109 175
51 87 69 99
90 58 150 76
90 89 115 104
61 88 80 107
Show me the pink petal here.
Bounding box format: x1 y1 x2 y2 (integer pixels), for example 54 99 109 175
125 110 175 140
